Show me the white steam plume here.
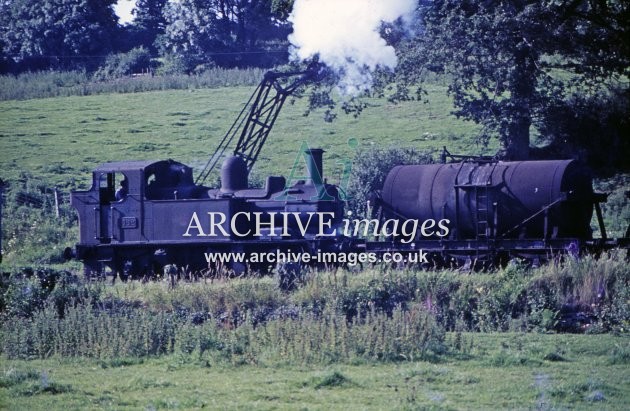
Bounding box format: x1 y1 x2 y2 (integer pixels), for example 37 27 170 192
288 0 416 96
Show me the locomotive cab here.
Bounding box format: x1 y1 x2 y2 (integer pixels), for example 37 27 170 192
71 159 199 248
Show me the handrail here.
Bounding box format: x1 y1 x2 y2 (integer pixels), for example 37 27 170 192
499 193 568 238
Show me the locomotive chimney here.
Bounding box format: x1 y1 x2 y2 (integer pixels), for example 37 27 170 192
305 148 324 185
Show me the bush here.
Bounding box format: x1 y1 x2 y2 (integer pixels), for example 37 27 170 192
94 47 154 80
1 176 77 265
0 267 99 319
346 146 433 217
2 300 445 364
155 53 192 76
594 174 630 238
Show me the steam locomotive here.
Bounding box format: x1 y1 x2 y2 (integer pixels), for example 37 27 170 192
66 70 628 278
70 149 345 277
69 69 347 278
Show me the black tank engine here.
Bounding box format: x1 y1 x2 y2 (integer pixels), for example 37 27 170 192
71 149 344 277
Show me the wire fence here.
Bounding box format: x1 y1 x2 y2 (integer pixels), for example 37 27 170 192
6 184 73 219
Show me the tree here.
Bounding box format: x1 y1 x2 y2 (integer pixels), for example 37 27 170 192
161 0 226 69
161 0 289 69
398 0 630 160
270 0 294 20
0 0 119 71
131 0 168 53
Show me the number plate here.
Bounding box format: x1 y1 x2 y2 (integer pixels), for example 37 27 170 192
121 217 137 229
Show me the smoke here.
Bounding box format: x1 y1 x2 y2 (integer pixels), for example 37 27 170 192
288 0 416 96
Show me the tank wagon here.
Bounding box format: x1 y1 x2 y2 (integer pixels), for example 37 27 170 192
367 152 626 267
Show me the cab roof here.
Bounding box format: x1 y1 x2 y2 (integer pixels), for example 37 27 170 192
93 159 186 173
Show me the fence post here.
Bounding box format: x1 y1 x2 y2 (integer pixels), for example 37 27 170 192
54 187 60 218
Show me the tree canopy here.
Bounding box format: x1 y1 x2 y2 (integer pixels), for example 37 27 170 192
0 0 119 70
394 0 630 160
160 0 289 68
129 0 168 53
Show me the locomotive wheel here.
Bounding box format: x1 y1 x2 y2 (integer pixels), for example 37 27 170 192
83 260 105 280
113 259 133 283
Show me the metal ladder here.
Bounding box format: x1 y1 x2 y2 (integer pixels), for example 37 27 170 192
472 162 498 240
474 186 490 239
453 160 499 240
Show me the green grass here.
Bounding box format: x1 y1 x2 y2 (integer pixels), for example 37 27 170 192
0 83 485 189
1 333 628 410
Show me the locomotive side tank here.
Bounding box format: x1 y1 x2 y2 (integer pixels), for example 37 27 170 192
380 160 594 241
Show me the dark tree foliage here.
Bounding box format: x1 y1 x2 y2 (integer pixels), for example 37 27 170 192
0 0 292 72
270 0 294 20
535 87 630 175
0 0 119 72
161 0 290 69
400 0 630 161
129 0 168 53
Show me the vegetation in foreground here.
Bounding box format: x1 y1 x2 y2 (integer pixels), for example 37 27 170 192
1 251 627 357
0 251 628 409
0 333 628 410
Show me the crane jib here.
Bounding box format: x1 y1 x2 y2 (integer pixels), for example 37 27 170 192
196 68 318 185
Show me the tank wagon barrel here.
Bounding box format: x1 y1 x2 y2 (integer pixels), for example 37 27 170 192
380 159 594 241
367 156 629 266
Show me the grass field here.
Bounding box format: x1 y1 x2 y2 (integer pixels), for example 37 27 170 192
0 83 485 189
1 333 628 410
1 76 629 410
